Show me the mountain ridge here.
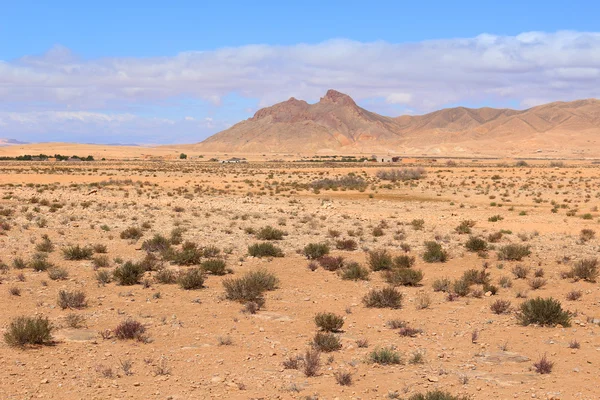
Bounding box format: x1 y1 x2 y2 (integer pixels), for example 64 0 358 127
197 90 600 156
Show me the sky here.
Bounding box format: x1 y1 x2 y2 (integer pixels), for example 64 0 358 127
1 0 599 144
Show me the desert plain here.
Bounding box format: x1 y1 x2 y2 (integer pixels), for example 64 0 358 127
1 154 600 400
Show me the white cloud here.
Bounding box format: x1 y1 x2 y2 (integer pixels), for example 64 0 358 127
0 31 599 142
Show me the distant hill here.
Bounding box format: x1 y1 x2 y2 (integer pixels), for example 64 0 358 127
195 90 600 157
0 138 29 146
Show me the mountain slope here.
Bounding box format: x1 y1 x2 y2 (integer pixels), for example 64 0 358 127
196 90 600 156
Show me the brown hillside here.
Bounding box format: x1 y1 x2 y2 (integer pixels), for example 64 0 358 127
196 91 600 157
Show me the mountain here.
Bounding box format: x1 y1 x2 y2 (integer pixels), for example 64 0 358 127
196 90 600 157
0 138 29 146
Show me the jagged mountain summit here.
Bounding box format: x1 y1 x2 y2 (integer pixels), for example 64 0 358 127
197 90 600 156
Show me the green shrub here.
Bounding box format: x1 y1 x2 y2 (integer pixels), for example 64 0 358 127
368 249 393 271
113 261 145 285
314 312 344 332
339 262 370 281
36 235 54 252
517 297 571 327
178 268 205 290
248 242 284 258
363 286 403 309
62 245 93 260
30 253 53 271
452 278 471 297
141 234 171 253
369 347 402 365
465 236 487 252
384 268 423 286
201 259 228 275
57 290 87 309
422 241 448 263
498 244 531 261
223 269 279 303
4 316 53 347
303 243 330 260
393 255 415 268
92 255 111 268
312 332 342 352
169 241 204 265
256 226 285 240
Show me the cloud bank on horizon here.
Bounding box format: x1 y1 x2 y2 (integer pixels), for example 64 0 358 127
1 31 599 144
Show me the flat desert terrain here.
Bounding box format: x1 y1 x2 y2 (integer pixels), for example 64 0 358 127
1 158 599 400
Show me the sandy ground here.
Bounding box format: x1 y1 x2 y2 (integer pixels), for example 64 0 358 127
1 159 599 400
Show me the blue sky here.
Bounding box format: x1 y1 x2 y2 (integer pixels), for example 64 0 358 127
1 1 599 143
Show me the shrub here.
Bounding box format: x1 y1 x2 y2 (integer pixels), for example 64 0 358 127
120 226 143 240
178 268 205 290
529 277 547 290
393 254 415 268
113 261 145 285
455 220 475 234
314 312 344 332
310 175 367 191
114 319 146 341
36 235 54 252
533 354 553 374
461 269 490 285
256 226 285 240
311 332 342 352
498 244 531 261
517 297 571 327
47 267 69 281
339 262 370 281
62 245 93 260
141 234 171 253
334 371 352 386
490 299 511 314
368 249 393 271
248 242 284 258
223 269 279 303
569 258 599 282
384 268 423 286
154 269 177 284
399 326 423 337
411 219 425 230
201 259 228 275
566 290 582 301
4 316 53 347
335 239 357 251
376 168 426 181
303 348 321 377
303 243 330 260
57 290 87 309
580 229 595 242
488 231 503 243
465 236 487 252
30 254 53 271
169 241 203 265
318 256 345 271
92 255 111 269
408 391 471 400
511 265 530 279
422 241 448 263
369 347 402 365
432 277 451 292
363 286 403 309
452 278 471 297
96 270 112 285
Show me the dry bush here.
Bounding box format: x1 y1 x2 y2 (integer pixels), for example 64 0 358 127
384 268 423 286
62 244 93 260
533 354 554 374
311 332 342 352
498 244 531 261
376 168 426 181
57 290 87 309
4 316 53 347
314 312 344 332
334 371 353 386
178 268 205 290
114 319 146 341
303 348 321 377
318 256 345 271
223 269 279 303
368 249 393 271
369 347 402 365
422 241 448 263
256 226 286 240
490 299 511 314
339 262 370 281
